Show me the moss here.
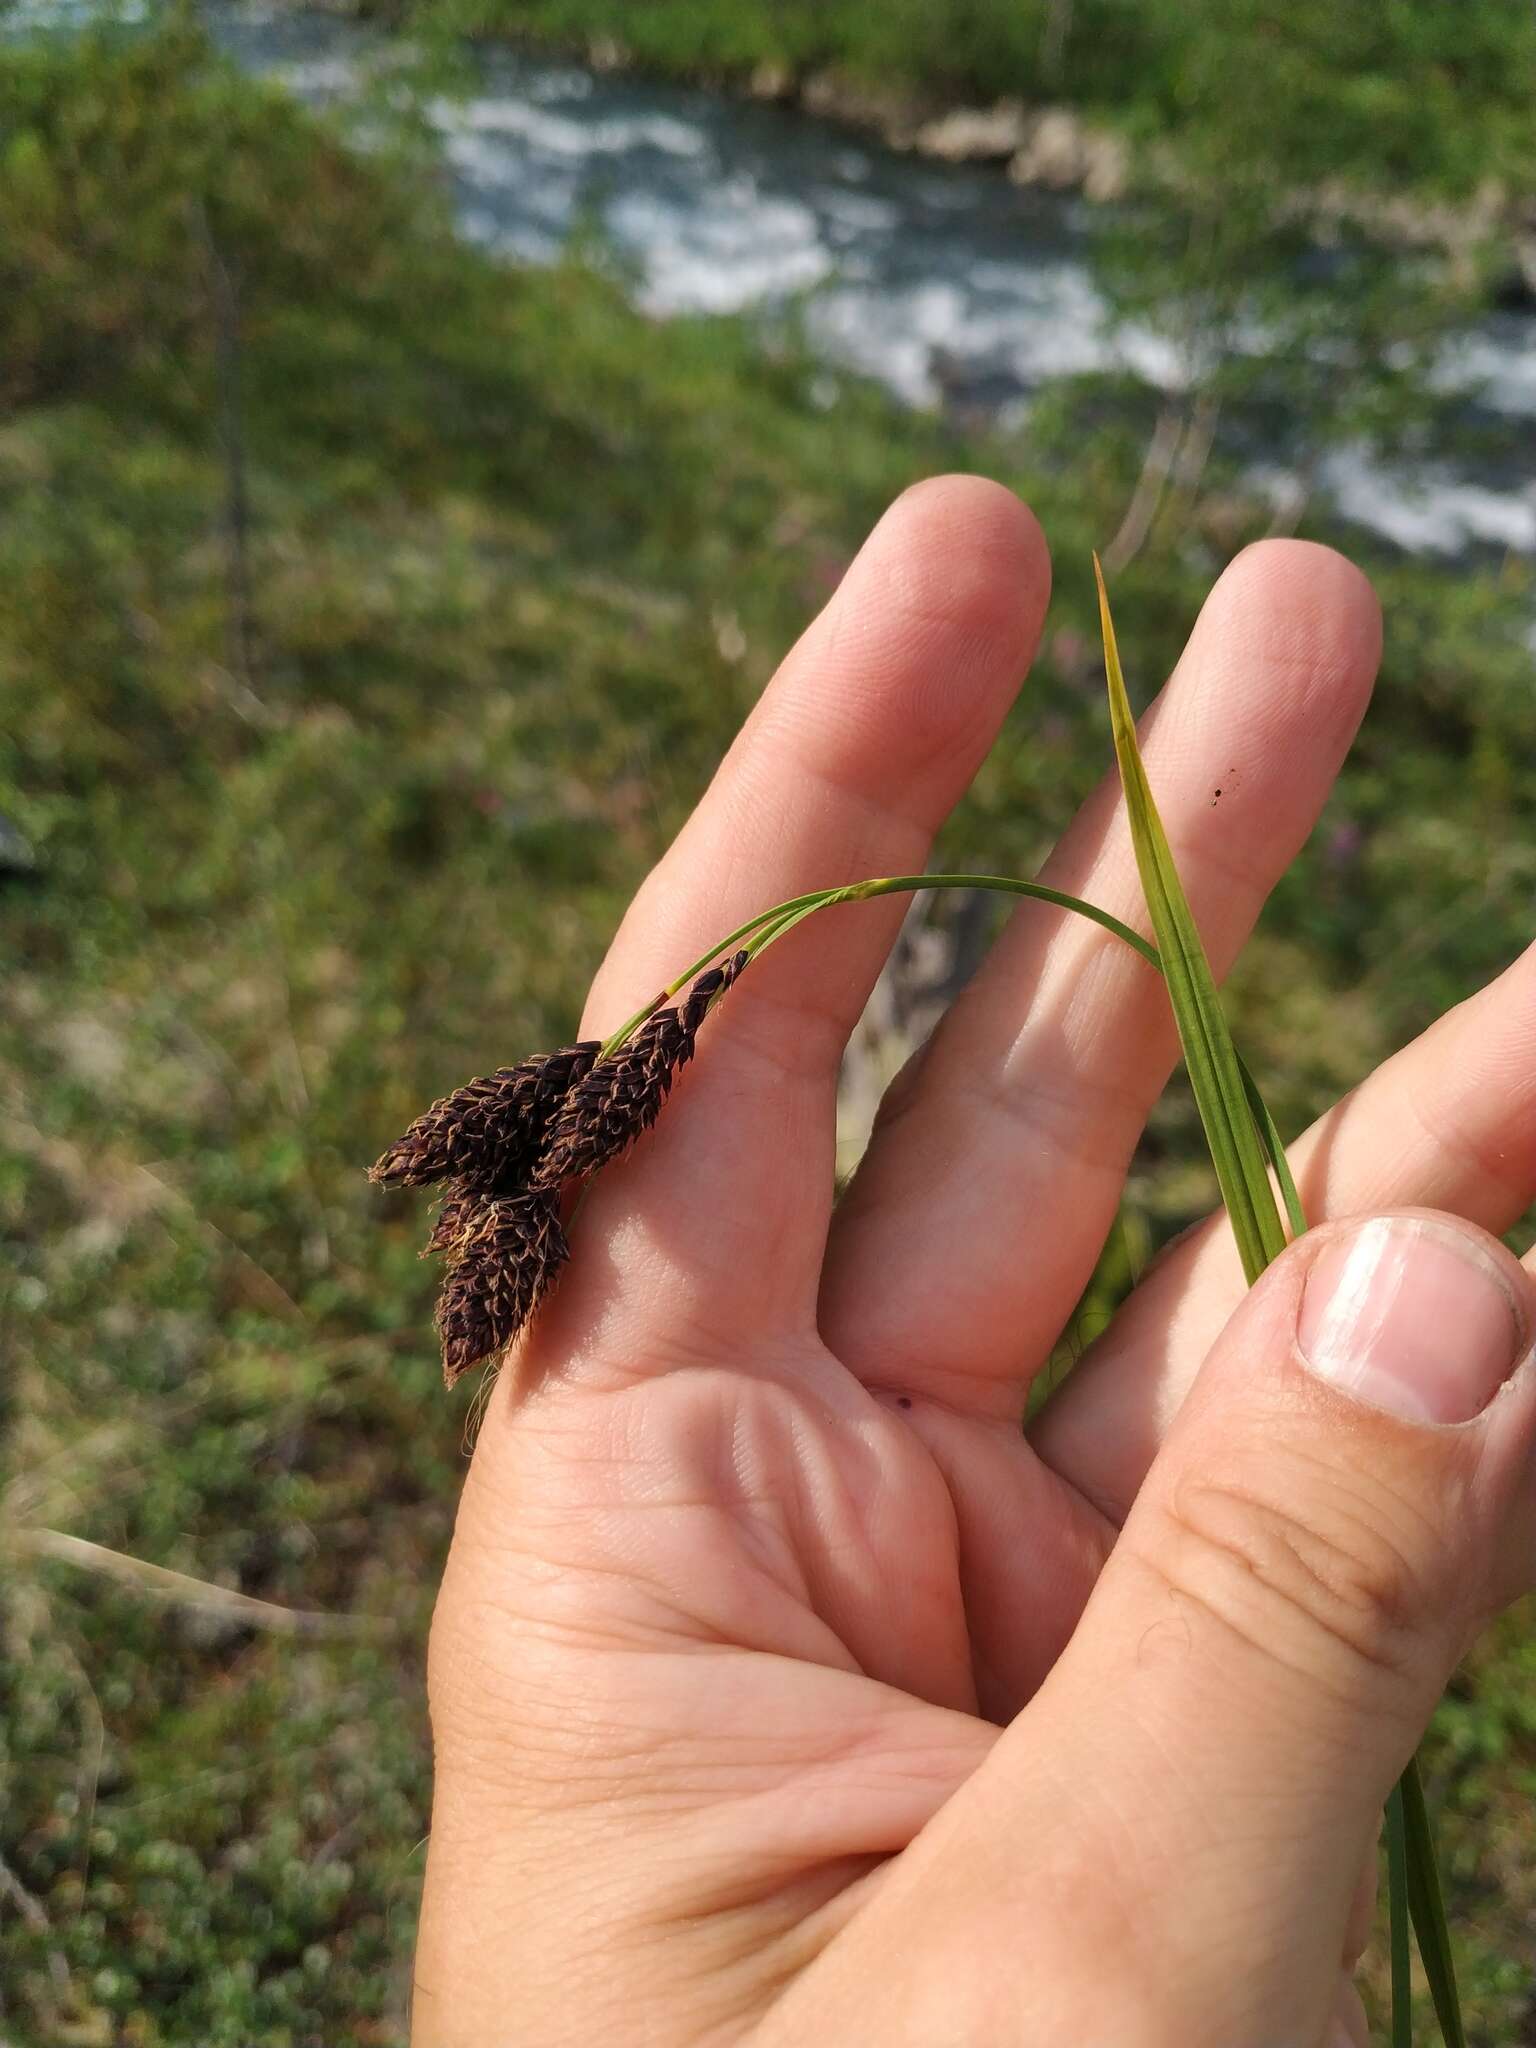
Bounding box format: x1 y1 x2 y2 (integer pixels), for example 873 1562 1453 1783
1 18 1533 2042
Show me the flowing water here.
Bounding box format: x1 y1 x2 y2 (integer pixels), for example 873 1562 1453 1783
22 0 1536 564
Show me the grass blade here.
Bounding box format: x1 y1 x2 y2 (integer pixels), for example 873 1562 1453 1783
1094 556 1287 1283
1402 1758 1466 2048
1386 1782 1414 2048
1238 1053 1308 1239
1095 559 1461 2048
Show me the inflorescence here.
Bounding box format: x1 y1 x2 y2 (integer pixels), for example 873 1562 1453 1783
369 953 748 1383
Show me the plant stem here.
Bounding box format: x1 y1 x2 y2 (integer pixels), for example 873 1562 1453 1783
599 871 1160 1059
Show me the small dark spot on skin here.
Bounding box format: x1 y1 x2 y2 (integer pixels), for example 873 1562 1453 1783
1212 787 1222 805
897 1396 912 1410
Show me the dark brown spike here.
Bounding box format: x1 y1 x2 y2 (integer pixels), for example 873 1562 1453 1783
535 953 748 1187
375 955 748 1386
369 1040 601 1191
435 1190 569 1385
678 949 747 1036
531 1021 670 1188
422 1181 483 1261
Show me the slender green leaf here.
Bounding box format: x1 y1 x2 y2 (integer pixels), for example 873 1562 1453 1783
1094 560 1461 2048
1386 1783 1414 2048
1094 557 1287 1283
1238 1054 1308 1240
1403 1759 1466 2048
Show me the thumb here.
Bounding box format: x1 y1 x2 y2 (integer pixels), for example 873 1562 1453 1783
1029 1209 1536 2044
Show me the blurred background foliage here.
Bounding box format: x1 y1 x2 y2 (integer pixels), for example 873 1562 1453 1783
1 5 1533 2042
436 0 1536 204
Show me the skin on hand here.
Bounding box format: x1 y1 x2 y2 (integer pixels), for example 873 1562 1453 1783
412 479 1536 2048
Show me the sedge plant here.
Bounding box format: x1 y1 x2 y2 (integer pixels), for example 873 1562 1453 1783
371 562 1463 2046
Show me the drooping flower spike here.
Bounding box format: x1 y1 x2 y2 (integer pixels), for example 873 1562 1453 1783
368 1040 603 1193
535 953 748 1187
435 1190 571 1386
370 954 750 1383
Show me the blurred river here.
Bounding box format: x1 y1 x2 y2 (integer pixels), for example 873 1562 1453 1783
111 4 1536 563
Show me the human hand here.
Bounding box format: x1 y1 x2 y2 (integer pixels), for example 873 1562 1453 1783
412 479 1536 2046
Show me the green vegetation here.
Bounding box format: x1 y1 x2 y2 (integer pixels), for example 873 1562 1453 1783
2 15 1535 2044
416 0 1536 208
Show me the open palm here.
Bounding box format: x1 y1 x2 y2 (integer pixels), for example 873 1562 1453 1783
414 480 1536 2046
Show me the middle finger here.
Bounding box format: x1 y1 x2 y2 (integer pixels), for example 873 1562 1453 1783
820 540 1381 1416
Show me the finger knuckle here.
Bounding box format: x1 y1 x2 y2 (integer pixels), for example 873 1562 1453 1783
1151 1463 1436 1696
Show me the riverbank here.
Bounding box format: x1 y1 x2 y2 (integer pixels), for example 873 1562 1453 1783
5 20 1536 2043
380 0 1536 299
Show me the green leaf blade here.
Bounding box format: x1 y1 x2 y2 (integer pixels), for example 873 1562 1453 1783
1386 1781 1414 2048
1094 557 1287 1285
1093 559 1459 2048
1402 1758 1467 2048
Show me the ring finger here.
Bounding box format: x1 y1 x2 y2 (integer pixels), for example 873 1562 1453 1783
1034 934 1536 1521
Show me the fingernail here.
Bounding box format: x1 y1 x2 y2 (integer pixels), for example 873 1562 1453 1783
1298 1217 1525 1425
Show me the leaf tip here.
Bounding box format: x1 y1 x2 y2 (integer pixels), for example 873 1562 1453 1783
1091 549 1113 625
1093 553 1132 737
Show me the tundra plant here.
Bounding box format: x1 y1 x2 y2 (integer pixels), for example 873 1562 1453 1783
373 564 1460 2046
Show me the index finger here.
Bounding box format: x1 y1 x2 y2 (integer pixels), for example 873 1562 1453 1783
560 476 1052 1358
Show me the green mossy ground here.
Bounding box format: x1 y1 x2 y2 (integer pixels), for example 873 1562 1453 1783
2 20 1534 2042
409 0 1536 211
